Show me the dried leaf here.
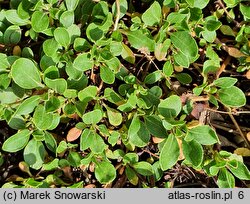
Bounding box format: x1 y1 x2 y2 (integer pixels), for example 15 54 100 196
84 184 96 188
89 162 95 173
13 45 21 56
187 120 200 128
234 148 250 157
247 132 250 142
66 127 82 142
152 136 164 144
61 166 73 180
246 70 250 80
191 103 208 119
18 161 32 176
177 138 184 160
118 165 125 175
227 47 246 58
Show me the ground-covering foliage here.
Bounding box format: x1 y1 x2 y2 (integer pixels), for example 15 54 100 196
0 0 250 188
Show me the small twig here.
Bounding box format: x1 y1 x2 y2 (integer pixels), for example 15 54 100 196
142 149 160 159
206 108 250 115
113 0 120 31
189 95 210 102
216 55 231 79
211 123 239 135
216 0 241 28
227 108 250 148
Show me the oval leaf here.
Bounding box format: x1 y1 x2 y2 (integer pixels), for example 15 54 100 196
158 95 182 118
24 139 46 170
94 161 116 184
11 58 42 89
218 86 246 107
160 134 180 171
67 127 82 142
2 129 31 153
185 125 219 145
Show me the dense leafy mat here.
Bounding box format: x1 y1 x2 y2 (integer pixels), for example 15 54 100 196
0 0 250 188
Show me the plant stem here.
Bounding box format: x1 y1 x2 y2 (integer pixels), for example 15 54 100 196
114 0 120 31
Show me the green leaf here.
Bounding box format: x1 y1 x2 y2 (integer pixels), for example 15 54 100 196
171 31 198 67
228 161 250 180
44 131 57 154
43 38 60 57
67 152 81 167
45 78 67 94
86 23 104 42
56 141 67 154
163 61 174 77
112 0 128 19
158 95 182 118
33 105 54 130
78 85 97 102
240 3 250 19
73 53 93 72
24 139 46 170
218 86 246 107
205 19 222 31
94 161 116 184
167 12 187 24
185 125 219 145
152 161 163 181
217 168 235 188
127 30 155 52
142 1 161 26
90 132 106 154
108 131 120 146
144 70 162 84
183 140 203 167
223 0 239 8
128 115 150 147
11 58 42 89
73 37 91 52
202 30 216 43
45 96 61 112
186 0 209 9
5 9 29 26
0 87 20 104
31 11 49 32
14 95 40 116
4 25 22 44
132 161 154 176
0 53 10 72
100 65 115 84
213 77 237 88
60 11 74 28
42 158 59 171
54 27 70 49
175 73 192 85
82 109 102 124
80 128 93 151
121 42 135 64
125 166 138 185
0 73 11 89
65 0 79 11
154 39 171 61
106 106 122 126
203 60 219 74
104 88 124 105
123 153 138 164
220 25 236 37
2 129 31 153
144 115 167 138
160 134 180 171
